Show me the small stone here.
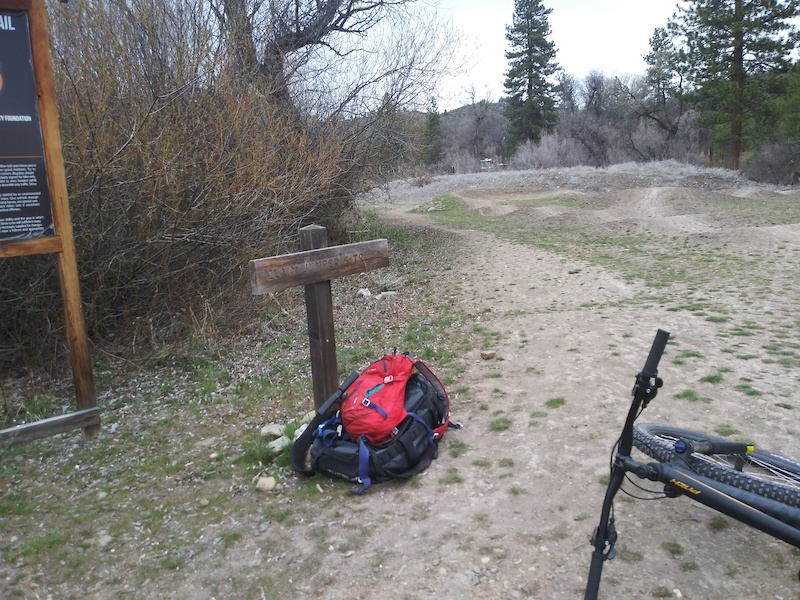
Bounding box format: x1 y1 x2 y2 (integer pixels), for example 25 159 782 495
209 452 219 460
96 534 113 548
256 476 277 491
258 522 270 534
199 498 210 508
96 491 108 500
267 436 291 453
357 288 371 298
481 351 496 360
673 590 682 598
293 424 307 441
260 423 284 439
300 410 316 425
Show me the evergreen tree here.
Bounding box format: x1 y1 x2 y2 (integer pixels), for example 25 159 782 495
503 0 559 151
668 0 799 169
422 98 443 166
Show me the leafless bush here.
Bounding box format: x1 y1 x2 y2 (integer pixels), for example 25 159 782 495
0 0 373 371
742 141 800 184
511 135 585 169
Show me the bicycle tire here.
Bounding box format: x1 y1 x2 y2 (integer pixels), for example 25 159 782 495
633 423 800 508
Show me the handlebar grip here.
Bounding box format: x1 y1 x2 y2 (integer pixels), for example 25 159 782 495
642 329 670 376
317 371 360 415
680 440 755 455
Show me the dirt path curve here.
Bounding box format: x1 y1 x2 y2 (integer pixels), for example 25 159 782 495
254 185 800 600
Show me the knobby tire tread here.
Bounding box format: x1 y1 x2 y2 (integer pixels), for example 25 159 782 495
633 423 800 509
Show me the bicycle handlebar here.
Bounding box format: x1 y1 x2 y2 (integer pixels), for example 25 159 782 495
317 371 360 415
676 439 755 456
642 328 670 376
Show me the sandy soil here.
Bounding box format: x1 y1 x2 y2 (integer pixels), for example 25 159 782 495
267 171 800 600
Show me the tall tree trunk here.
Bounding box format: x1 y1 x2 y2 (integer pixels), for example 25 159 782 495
729 0 745 170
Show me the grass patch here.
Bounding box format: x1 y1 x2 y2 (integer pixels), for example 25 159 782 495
617 543 643 562
545 396 566 409
714 424 740 437
489 417 513 431
440 468 463 485
734 383 762 396
708 515 731 532
674 389 712 403
449 439 469 458
699 373 723 384
661 541 683 556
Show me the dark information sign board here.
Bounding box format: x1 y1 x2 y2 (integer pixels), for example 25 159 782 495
0 9 54 240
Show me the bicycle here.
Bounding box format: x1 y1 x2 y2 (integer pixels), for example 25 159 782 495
584 328 800 600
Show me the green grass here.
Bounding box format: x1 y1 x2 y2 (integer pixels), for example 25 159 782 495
440 468 463 485
489 417 513 431
449 439 469 458
545 396 566 408
674 389 712 403
714 424 740 437
735 383 762 396
699 373 723 384
708 515 730 531
661 541 683 556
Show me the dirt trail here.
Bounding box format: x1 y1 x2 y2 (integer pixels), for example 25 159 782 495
260 184 800 600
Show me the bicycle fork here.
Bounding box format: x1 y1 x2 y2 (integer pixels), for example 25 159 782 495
584 463 626 600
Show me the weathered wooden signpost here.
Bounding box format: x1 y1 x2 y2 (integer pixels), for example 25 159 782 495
249 225 389 408
0 0 99 446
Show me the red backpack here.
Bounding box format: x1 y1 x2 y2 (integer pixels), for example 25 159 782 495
340 353 415 444
291 351 460 493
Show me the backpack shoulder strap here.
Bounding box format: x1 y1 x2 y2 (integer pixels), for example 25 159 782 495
411 359 461 438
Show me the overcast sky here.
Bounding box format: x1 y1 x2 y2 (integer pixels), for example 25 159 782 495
436 0 679 109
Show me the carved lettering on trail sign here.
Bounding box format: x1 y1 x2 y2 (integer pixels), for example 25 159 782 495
249 227 390 408
249 239 389 295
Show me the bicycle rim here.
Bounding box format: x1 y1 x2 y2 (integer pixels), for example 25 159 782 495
633 423 800 508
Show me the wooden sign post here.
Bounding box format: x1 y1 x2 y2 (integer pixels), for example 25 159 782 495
0 0 99 447
249 225 389 408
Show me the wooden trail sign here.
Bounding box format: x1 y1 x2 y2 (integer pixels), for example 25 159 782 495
0 0 99 448
249 225 389 408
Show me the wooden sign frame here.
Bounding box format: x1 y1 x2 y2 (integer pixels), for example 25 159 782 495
0 0 99 446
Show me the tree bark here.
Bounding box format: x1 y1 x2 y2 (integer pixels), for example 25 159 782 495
729 0 744 170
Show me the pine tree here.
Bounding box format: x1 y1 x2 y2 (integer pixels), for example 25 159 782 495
668 0 800 169
502 0 559 151
422 98 443 166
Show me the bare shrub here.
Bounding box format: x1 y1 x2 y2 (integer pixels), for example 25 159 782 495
0 1 350 371
742 141 800 184
511 136 585 169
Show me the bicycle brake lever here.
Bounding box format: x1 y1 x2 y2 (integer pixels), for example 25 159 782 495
591 518 618 561
639 376 663 409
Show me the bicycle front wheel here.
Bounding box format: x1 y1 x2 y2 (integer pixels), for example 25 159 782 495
633 423 800 508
